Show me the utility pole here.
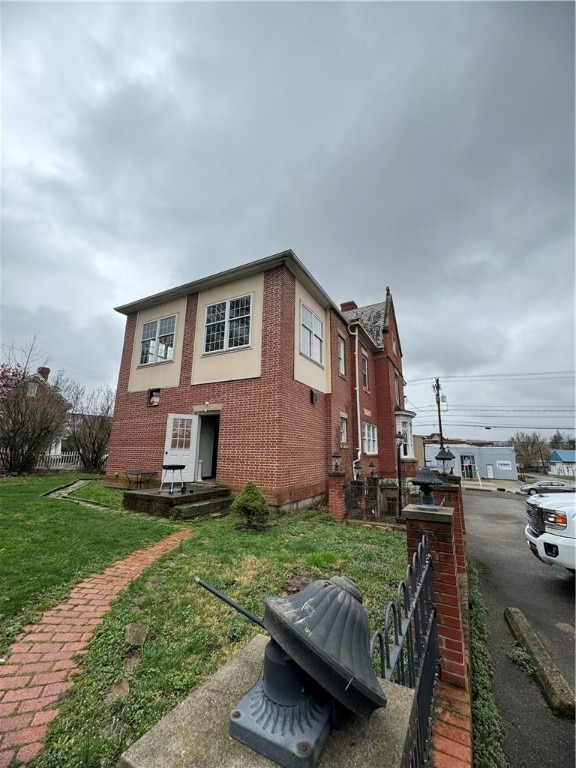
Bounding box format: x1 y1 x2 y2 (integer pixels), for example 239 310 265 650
433 378 444 448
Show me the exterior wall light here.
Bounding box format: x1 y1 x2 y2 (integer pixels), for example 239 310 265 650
331 451 342 472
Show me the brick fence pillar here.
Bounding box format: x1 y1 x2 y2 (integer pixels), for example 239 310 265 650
404 504 469 691
433 479 466 574
327 471 346 522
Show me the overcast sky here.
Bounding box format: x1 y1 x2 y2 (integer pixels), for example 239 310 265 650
2 1 574 443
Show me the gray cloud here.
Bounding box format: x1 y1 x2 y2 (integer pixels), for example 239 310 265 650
2 1 573 441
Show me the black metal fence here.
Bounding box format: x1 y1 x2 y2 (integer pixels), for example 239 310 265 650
370 535 439 768
343 477 403 521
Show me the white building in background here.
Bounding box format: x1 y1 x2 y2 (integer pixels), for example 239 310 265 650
424 443 518 481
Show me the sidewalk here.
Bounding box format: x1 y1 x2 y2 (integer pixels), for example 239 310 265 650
0 529 191 767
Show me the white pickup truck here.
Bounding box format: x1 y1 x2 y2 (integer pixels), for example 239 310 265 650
525 492 576 573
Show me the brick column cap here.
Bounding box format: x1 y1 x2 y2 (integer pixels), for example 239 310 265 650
403 504 454 523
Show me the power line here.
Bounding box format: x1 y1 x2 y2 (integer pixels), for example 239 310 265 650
406 371 575 384
414 422 576 431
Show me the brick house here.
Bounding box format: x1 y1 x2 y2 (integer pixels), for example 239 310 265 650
106 250 417 509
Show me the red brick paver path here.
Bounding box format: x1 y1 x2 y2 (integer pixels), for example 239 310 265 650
430 680 473 767
0 529 191 767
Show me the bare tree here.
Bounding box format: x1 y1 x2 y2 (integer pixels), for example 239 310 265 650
0 368 73 474
0 337 78 474
65 385 115 472
510 431 550 473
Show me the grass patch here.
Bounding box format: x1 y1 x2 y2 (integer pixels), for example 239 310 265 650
507 644 536 677
0 475 180 653
31 510 407 767
469 560 507 768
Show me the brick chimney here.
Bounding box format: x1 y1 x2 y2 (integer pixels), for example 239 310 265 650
37 367 50 381
340 301 357 312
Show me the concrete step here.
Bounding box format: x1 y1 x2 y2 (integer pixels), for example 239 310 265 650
171 497 233 520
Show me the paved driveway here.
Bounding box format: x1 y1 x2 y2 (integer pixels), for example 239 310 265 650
464 490 575 768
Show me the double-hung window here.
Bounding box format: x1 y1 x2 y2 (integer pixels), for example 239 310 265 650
204 295 252 353
362 422 378 455
337 336 346 376
339 416 348 445
140 315 176 365
362 354 369 390
301 303 324 365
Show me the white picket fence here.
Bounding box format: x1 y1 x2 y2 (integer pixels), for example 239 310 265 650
38 452 83 470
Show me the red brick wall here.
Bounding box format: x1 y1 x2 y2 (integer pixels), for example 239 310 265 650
107 265 409 508
406 510 469 691
107 265 336 506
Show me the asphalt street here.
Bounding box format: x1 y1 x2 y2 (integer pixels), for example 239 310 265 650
464 490 575 768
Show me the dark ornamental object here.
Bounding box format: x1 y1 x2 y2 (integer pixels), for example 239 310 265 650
195 574 386 768
412 467 443 506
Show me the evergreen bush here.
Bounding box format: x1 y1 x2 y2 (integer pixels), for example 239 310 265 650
230 481 270 530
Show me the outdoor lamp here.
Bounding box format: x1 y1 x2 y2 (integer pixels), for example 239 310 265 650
331 451 341 472
368 461 376 477
412 467 442 506
435 446 455 478
394 431 404 448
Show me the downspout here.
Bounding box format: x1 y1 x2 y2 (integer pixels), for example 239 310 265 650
349 324 362 479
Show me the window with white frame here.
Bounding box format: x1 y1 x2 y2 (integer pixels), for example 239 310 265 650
204 295 252 353
362 422 378 454
301 303 324 365
362 354 369 390
398 419 414 458
394 374 400 406
337 335 346 376
140 315 176 365
339 416 348 445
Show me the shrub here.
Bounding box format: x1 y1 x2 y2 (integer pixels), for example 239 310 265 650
230 481 270 530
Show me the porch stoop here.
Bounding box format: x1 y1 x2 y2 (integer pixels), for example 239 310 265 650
122 484 232 519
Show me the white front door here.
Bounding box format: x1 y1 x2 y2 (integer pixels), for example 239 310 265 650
163 414 199 483
486 464 494 479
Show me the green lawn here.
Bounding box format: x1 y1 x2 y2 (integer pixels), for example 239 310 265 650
0 474 180 651
8 481 407 768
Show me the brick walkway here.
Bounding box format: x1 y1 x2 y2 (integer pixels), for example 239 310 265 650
430 680 473 767
0 529 191 767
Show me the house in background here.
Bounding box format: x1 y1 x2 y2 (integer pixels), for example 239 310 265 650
549 450 576 476
105 250 417 509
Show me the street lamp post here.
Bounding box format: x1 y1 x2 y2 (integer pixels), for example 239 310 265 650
395 431 404 520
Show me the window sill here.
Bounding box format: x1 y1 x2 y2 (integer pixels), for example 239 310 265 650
299 352 325 370
202 345 252 357
137 359 174 369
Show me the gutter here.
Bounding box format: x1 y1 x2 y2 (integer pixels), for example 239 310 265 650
349 324 362 478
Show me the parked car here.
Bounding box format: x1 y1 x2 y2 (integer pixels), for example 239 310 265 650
525 492 576 573
519 480 575 496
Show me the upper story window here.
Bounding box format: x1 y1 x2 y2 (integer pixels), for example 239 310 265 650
361 354 369 390
301 303 324 365
140 315 176 365
337 336 346 376
339 416 348 445
362 422 378 455
204 294 252 353
394 374 400 406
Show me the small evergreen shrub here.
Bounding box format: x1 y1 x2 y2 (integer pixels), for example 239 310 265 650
230 481 270 530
